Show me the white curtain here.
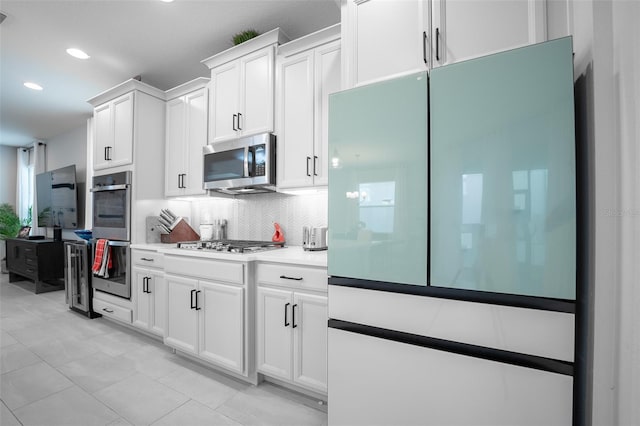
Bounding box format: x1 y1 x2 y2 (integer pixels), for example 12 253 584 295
16 142 46 236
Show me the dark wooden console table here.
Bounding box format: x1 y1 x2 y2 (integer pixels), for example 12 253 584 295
5 238 65 294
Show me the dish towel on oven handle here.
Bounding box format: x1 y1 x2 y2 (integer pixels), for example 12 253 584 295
92 239 112 278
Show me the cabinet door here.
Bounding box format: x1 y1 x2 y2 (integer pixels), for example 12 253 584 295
211 61 240 143
93 103 112 170
292 292 328 393
165 275 198 355
256 286 293 381
184 88 208 195
346 0 429 87
165 97 186 197
241 47 274 136
277 51 315 189
132 268 151 330
431 0 546 67
149 272 166 336
313 40 341 186
110 92 134 167
198 281 244 373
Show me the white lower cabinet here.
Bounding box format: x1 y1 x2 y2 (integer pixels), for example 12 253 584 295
132 268 166 336
256 263 328 394
199 281 244 373
164 255 246 376
165 275 198 354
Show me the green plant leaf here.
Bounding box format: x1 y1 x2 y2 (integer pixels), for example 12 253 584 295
232 29 260 46
0 203 22 240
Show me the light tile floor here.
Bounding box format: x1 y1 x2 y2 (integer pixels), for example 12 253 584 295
0 273 327 426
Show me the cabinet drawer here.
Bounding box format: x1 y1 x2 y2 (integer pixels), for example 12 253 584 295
93 299 132 323
132 250 164 269
256 263 327 291
165 256 244 284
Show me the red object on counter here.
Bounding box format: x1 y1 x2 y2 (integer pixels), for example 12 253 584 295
272 222 285 243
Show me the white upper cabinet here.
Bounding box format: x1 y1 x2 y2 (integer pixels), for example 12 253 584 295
341 0 547 87
277 24 341 190
165 78 209 197
93 92 134 170
202 28 288 144
88 79 166 174
342 0 429 87
431 0 547 67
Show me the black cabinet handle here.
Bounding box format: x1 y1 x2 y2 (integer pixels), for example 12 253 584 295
177 174 181 189
306 157 311 177
436 28 441 62
280 275 303 281
237 112 242 130
190 289 196 309
143 277 152 294
423 31 428 64
233 114 237 131
140 257 154 262
313 156 318 176
284 302 290 326
103 308 114 313
292 304 298 328
195 290 201 310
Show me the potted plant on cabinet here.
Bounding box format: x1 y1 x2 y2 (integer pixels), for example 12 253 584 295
0 203 21 273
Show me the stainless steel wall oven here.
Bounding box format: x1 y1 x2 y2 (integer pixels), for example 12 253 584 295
90 171 132 299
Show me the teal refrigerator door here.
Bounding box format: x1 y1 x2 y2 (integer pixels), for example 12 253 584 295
328 72 428 286
430 37 576 299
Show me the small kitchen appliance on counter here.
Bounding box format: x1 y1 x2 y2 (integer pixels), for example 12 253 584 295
302 226 328 251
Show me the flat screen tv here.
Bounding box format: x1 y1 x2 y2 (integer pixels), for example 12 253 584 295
36 165 78 229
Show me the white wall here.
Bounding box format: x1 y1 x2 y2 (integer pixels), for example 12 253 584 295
0 145 17 206
569 0 640 424
44 123 88 238
609 2 639 424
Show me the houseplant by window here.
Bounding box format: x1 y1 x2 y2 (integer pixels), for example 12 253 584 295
0 203 21 273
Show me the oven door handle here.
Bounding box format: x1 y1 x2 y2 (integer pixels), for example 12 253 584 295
90 184 130 192
104 240 130 247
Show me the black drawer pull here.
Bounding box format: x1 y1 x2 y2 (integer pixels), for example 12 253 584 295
190 289 196 309
195 290 201 310
280 275 303 281
140 257 154 262
102 308 114 314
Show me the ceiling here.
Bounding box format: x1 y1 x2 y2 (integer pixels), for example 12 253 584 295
0 0 340 147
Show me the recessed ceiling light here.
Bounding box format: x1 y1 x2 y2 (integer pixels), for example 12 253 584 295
160 0 174 3
24 82 43 91
66 48 90 59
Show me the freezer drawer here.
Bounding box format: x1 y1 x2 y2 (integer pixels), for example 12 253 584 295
328 328 573 425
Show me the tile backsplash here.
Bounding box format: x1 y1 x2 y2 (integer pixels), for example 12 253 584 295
191 191 328 246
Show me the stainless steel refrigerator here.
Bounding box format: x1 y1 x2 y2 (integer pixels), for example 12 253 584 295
327 37 580 425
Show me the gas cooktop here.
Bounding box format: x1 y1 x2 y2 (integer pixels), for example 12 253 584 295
176 239 285 253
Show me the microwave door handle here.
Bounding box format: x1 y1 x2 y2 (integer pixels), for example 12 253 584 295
243 146 250 178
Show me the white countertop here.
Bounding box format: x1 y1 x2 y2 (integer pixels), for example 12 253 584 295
130 243 327 268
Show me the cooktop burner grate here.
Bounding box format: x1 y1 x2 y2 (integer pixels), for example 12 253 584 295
176 239 285 253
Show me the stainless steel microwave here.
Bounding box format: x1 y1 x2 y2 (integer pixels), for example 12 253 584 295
203 133 276 195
